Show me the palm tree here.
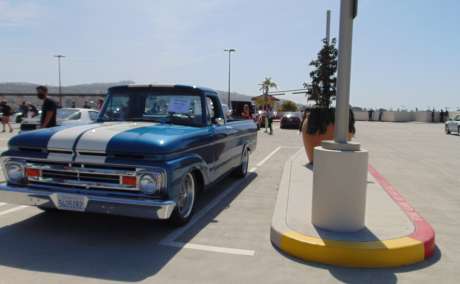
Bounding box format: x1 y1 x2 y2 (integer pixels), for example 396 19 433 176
259 77 278 96
258 77 278 111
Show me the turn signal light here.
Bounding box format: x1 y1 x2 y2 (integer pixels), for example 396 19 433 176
25 168 41 177
121 176 137 186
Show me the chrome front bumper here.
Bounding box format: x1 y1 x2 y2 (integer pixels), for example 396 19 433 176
0 183 176 220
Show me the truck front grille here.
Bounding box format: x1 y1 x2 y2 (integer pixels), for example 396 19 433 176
25 161 139 192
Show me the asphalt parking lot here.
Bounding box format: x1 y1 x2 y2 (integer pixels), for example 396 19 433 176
0 121 457 283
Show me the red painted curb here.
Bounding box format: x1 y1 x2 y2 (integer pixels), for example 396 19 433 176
368 165 436 259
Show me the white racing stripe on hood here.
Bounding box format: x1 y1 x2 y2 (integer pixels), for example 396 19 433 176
75 122 155 154
46 124 102 162
47 124 102 150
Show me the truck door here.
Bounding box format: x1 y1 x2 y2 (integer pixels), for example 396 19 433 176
206 96 238 181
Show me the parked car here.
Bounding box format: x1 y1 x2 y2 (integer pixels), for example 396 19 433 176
445 114 460 135
20 108 99 131
0 85 257 225
280 112 302 129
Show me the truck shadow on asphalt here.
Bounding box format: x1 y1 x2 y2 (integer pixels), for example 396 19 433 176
0 173 257 282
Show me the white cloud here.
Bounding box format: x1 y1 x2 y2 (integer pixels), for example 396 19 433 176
0 0 43 26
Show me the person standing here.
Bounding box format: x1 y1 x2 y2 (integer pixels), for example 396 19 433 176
267 106 274 135
19 101 28 118
36 86 58 128
241 104 253 119
299 109 309 133
97 99 104 110
0 101 13 133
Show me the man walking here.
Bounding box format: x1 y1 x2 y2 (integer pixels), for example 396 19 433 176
36 86 58 128
267 106 274 135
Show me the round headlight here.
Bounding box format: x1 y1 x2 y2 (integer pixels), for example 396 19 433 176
139 173 161 194
5 161 25 184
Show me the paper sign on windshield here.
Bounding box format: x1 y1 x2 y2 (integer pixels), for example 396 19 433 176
168 97 191 113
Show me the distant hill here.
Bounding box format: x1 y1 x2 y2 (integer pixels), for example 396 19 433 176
0 81 253 104
0 81 134 94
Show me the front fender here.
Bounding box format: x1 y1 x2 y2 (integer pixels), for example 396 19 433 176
165 154 209 199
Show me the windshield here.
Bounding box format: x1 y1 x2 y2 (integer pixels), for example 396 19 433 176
101 92 203 127
57 109 79 120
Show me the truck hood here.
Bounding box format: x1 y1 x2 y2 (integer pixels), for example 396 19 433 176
9 122 210 156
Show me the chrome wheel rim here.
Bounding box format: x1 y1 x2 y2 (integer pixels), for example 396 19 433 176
177 173 195 218
242 149 249 175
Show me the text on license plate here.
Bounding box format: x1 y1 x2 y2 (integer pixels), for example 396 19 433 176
52 194 88 212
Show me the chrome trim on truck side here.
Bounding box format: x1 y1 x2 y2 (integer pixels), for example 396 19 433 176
0 183 176 220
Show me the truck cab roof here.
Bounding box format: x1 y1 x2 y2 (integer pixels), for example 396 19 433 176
108 84 218 96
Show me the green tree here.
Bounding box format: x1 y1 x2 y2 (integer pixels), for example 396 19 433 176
279 100 298 112
304 38 338 108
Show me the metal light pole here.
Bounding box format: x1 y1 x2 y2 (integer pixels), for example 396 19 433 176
54 54 65 107
224 49 236 106
326 10 331 44
311 0 368 233
333 0 357 146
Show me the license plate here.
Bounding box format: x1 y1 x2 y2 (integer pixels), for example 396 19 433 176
51 193 88 212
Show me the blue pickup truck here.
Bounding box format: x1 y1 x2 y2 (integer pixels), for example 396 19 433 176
0 85 257 225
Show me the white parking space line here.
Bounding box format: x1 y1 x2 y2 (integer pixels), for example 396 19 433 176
256 146 282 167
0 202 6 207
163 241 255 256
160 146 298 256
0 205 28 216
160 176 249 245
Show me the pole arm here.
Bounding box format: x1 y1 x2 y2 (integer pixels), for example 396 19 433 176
228 51 231 105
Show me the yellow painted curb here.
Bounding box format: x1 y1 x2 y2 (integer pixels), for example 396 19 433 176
280 231 425 268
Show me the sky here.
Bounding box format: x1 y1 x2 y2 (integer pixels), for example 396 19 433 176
1 0 459 110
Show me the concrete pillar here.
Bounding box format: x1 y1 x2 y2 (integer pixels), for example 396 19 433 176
311 146 368 232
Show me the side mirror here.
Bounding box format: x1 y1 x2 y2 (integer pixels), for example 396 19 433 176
215 117 225 126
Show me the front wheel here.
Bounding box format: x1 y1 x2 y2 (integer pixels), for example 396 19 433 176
445 125 450 134
170 172 196 226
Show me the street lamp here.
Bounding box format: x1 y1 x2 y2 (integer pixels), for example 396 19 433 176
54 54 65 107
311 0 368 233
224 48 236 106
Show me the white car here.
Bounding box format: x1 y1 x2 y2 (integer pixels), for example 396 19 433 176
445 114 460 135
20 108 99 131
